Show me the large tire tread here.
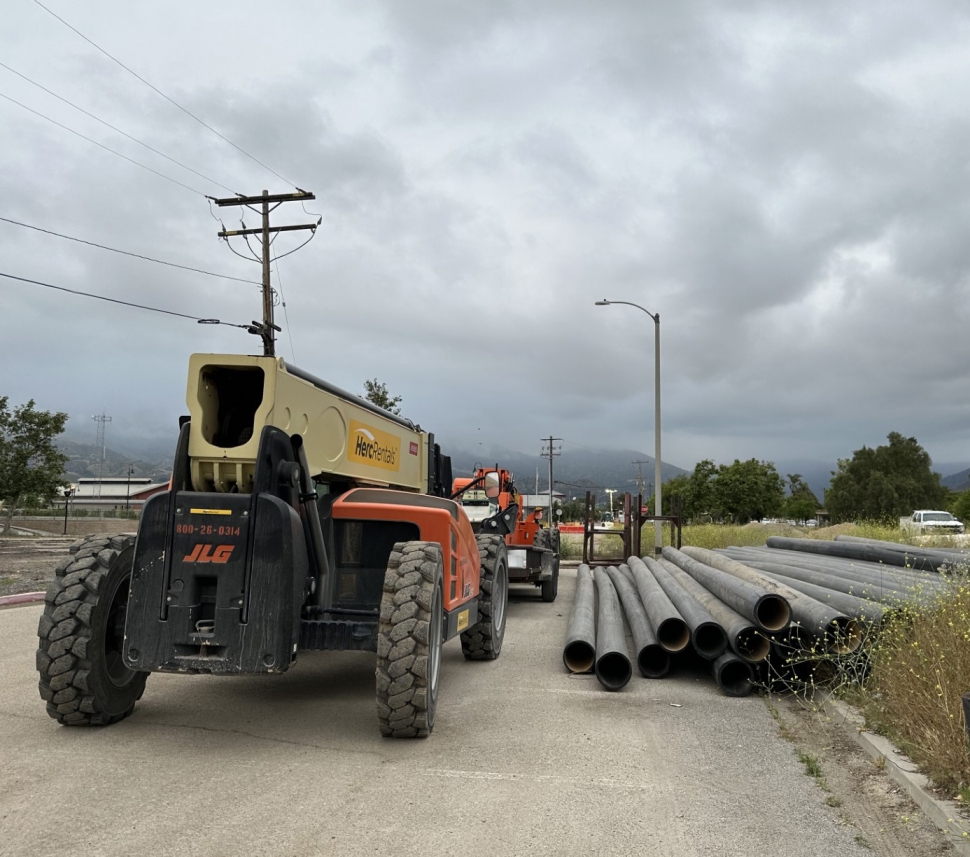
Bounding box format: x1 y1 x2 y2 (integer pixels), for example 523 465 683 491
461 534 508 660
376 541 443 738
36 534 147 726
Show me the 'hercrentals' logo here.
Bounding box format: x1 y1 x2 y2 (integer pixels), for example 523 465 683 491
348 419 401 472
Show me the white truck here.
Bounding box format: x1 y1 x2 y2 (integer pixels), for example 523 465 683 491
900 510 965 535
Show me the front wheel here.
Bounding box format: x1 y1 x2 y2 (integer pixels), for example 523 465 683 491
461 535 509 660
36 534 148 725
376 541 444 738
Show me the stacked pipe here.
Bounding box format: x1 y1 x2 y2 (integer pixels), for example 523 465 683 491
561 535 952 696
561 559 760 697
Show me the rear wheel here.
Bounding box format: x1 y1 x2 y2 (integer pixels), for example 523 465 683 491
537 529 561 603
36 534 148 725
376 541 444 738
461 535 508 660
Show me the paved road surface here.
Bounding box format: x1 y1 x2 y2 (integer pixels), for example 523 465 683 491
1 567 874 857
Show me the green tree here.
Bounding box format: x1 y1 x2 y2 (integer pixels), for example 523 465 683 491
362 378 402 415
784 473 820 522
685 459 717 521
951 491 970 523
661 474 690 519
0 398 69 535
824 432 944 523
712 459 785 524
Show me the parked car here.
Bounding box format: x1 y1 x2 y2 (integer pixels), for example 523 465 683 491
900 510 965 535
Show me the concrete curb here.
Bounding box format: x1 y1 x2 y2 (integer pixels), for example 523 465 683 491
0 591 45 609
829 698 970 855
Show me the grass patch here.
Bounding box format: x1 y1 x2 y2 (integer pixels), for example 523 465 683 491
797 749 825 781
857 576 970 794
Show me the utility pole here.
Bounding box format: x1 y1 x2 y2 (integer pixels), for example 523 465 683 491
92 413 111 498
212 189 317 357
632 459 649 497
125 464 134 515
540 436 562 527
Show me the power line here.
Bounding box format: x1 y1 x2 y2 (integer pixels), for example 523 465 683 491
0 60 238 195
32 0 299 189
0 90 206 196
0 271 250 327
0 216 260 286
274 257 297 363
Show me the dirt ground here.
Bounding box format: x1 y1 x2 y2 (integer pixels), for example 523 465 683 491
0 522 134 597
769 693 955 855
0 532 958 854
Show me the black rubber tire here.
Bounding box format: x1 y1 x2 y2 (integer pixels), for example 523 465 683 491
376 541 444 738
461 534 509 660
36 534 148 726
536 529 561 602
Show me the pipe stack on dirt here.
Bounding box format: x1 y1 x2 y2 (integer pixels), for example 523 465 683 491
643 557 728 660
592 567 632 690
680 547 862 655
626 556 690 654
562 564 596 674
606 566 670 678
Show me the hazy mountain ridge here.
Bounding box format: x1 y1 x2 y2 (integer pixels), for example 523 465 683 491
58 440 172 484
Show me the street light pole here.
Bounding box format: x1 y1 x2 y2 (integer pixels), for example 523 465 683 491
63 486 74 535
595 299 663 554
125 465 134 515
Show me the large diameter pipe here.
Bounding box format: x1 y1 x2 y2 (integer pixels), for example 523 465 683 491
756 570 887 625
721 550 931 606
606 565 670 678
646 558 727 660
626 556 690 652
765 536 946 573
681 546 861 655
658 558 770 663
711 652 755 697
563 564 596 673
593 567 632 690
662 547 790 633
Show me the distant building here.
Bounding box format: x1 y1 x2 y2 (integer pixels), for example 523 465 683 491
66 477 169 510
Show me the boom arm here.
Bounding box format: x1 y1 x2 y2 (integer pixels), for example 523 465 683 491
184 353 439 494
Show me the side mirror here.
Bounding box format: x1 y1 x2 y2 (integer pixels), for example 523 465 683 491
484 471 501 500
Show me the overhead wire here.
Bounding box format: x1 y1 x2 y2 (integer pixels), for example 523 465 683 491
0 60 239 195
0 271 250 327
32 0 300 189
0 216 261 286
0 90 206 196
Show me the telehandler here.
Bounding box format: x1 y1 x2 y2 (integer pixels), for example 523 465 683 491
453 467 560 602
36 353 509 737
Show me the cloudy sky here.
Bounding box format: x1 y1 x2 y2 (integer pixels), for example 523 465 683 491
3 1 969 476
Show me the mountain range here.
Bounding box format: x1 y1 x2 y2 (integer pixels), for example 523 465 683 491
57 434 970 501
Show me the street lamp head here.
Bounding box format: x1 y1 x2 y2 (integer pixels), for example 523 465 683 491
595 300 611 306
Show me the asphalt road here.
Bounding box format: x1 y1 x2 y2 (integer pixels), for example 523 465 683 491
1 566 876 857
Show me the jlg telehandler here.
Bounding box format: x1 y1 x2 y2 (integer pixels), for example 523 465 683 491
453 467 560 602
36 353 509 737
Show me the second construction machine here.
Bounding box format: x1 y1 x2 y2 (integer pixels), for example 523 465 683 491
37 353 509 738
453 467 560 602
